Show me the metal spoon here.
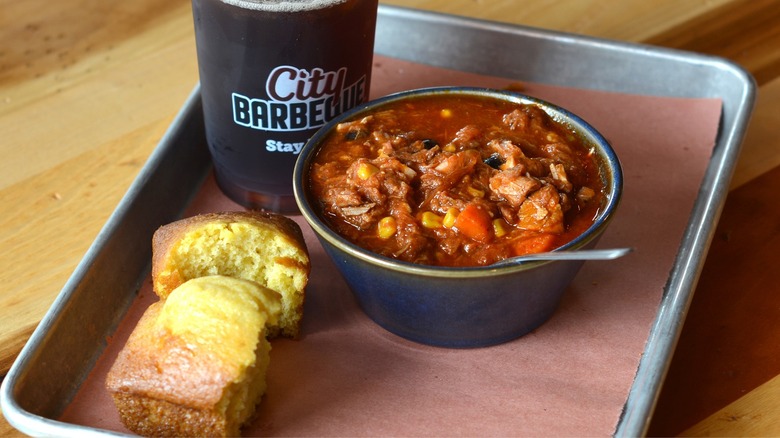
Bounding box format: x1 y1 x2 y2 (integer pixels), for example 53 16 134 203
491 247 633 268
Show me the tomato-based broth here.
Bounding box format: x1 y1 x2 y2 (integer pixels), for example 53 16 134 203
307 93 606 267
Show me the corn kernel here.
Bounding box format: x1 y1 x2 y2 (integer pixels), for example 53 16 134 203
441 108 453 118
421 211 443 229
492 218 508 237
467 186 485 198
443 208 458 228
357 162 379 180
377 216 397 239
443 143 456 152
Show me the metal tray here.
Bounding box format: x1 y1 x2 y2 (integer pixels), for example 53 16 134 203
1 5 755 437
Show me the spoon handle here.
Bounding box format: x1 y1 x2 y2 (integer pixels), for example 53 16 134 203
531 247 633 261
492 247 633 266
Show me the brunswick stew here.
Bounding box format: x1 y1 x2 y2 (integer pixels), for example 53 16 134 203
308 93 606 267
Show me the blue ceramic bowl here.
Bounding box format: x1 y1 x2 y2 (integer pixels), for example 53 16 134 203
293 87 622 348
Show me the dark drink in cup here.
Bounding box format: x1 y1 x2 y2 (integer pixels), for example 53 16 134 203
192 0 378 212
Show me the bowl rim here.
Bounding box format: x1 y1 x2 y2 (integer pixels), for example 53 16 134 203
293 86 623 278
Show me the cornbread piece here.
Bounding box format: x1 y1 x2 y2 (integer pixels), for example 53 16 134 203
105 275 283 437
151 211 310 338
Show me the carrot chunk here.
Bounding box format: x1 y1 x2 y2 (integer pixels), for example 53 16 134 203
453 203 492 243
512 233 556 255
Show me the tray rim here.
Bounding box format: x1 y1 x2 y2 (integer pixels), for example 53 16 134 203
1 5 756 438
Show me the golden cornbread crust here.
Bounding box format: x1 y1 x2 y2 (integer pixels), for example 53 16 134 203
106 276 279 437
110 392 231 437
151 210 310 338
108 341 270 438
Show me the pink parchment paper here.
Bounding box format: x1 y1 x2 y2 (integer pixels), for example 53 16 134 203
61 57 722 436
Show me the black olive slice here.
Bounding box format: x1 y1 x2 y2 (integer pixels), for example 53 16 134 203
422 139 438 149
483 153 505 169
345 129 367 141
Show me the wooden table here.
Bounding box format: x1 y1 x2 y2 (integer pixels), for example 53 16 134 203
1 0 778 436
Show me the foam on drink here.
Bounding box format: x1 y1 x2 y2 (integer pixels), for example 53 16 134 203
220 0 348 12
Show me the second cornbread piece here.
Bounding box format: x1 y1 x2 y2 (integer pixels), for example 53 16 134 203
151 211 310 338
105 275 282 437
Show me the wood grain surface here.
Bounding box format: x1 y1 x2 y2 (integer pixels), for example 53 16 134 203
2 0 779 436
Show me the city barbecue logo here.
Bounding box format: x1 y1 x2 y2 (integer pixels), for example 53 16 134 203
232 65 367 154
